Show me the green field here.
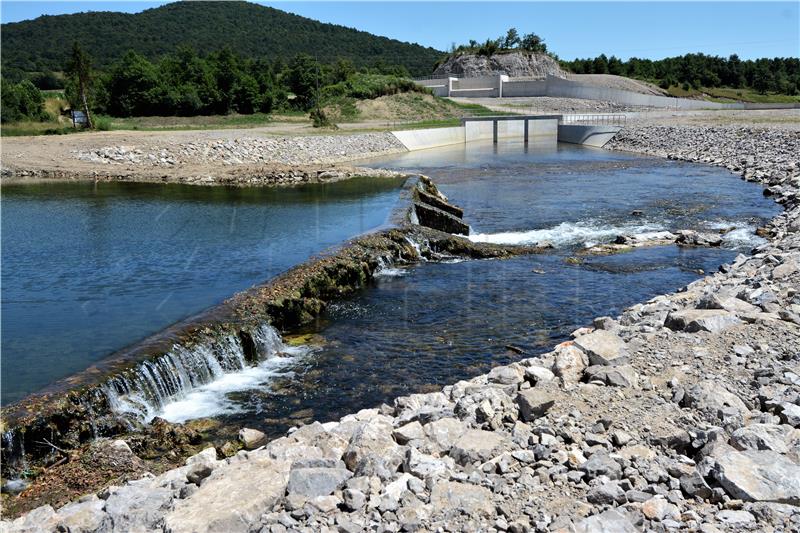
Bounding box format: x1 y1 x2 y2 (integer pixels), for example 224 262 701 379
665 85 800 104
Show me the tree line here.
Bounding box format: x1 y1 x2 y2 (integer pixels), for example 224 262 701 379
445 28 549 59
1 43 423 124
1 1 442 78
562 53 800 94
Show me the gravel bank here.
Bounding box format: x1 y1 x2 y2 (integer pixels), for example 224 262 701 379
71 133 406 168
1 131 407 186
4 125 800 533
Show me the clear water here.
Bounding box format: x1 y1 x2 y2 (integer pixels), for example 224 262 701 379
1 178 406 404
198 246 744 438
370 140 776 244
146 140 779 435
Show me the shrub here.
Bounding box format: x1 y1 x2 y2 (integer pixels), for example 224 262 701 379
1 80 49 123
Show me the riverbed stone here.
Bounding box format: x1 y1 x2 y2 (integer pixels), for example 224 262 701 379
404 447 453 479
682 381 749 424
56 496 109 533
429 480 495 518
552 343 589 383
165 455 291 533
716 510 756 526
393 421 425 444
712 450 800 504
584 364 637 387
572 330 629 366
238 428 266 450
516 387 557 422
343 416 404 479
642 496 679 521
423 417 467 452
573 509 638 533
665 309 741 333
449 429 506 465
730 423 796 453
105 483 174 532
287 467 352 498
579 453 622 480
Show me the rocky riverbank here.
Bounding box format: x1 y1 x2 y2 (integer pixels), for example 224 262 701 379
0 132 407 186
3 124 800 532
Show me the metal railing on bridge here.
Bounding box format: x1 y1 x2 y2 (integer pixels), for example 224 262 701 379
560 114 627 127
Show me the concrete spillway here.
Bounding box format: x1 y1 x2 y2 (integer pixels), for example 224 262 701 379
392 115 621 151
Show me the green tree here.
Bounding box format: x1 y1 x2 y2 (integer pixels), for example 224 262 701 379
520 33 546 53
503 28 520 50
752 62 774 94
592 54 609 74
66 41 94 128
286 53 321 110
105 50 163 116
1 79 49 123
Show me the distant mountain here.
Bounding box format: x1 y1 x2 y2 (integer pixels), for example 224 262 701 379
1 1 443 76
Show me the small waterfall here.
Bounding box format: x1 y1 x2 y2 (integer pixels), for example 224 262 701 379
2 429 28 474
404 235 427 260
102 323 299 424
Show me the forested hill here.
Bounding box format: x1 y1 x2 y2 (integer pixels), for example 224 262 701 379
1 1 442 76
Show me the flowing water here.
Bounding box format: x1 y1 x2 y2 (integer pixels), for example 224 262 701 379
106 140 779 437
1 177 406 404
1 141 780 445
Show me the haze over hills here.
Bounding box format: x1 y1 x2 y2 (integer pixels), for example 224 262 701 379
0 1 443 76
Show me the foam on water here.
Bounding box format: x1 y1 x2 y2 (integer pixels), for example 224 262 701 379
721 226 767 250
103 324 312 424
468 220 665 248
158 351 304 423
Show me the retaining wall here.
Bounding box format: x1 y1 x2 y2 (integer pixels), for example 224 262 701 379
392 118 561 151
391 127 466 151
416 75 800 110
557 124 621 148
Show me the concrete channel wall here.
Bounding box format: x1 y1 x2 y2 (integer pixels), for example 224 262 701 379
416 74 800 110
391 116 595 152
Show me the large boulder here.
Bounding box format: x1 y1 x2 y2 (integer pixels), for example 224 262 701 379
105 482 174 532
449 429 506 465
165 454 291 533
56 496 109 533
343 416 405 479
424 417 468 453
682 381 749 424
730 424 798 453
516 386 557 422
665 309 741 333
552 342 589 383
579 453 622 480
584 365 637 388
572 330 629 367
286 466 352 498
712 450 800 504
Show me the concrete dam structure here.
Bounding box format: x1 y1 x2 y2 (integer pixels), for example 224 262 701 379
392 114 621 151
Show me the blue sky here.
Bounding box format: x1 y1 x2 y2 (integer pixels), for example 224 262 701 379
1 1 798 61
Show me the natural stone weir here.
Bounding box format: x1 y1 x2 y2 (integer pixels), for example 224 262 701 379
3 123 800 532
0 175 544 481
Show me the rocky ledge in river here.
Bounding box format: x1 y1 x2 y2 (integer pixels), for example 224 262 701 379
3 124 800 532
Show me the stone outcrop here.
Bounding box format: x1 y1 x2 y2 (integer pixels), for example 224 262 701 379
433 51 566 78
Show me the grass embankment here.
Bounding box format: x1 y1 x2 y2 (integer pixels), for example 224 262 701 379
665 85 800 104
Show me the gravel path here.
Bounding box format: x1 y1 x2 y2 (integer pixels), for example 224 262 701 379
4 122 800 533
